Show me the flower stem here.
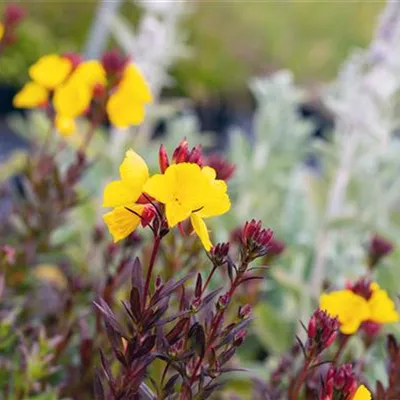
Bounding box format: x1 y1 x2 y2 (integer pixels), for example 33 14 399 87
143 234 161 309
200 265 217 297
333 334 350 365
184 265 245 395
290 358 312 400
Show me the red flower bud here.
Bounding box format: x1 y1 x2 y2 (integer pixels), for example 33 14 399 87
4 4 25 26
101 49 129 76
217 293 230 310
233 329 247 346
172 139 189 164
238 304 252 319
205 153 236 181
210 242 230 265
141 205 156 228
187 145 203 166
241 220 273 261
306 309 338 357
307 315 317 339
158 144 170 173
368 234 394 269
349 278 373 300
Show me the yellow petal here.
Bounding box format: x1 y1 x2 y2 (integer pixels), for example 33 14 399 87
121 63 153 103
103 204 144 242
352 385 371 400
190 214 212 251
197 191 231 219
106 89 146 128
368 288 399 324
29 54 72 89
201 166 217 181
0 23 4 41
144 173 175 204
320 290 370 335
13 82 48 108
166 163 209 211
53 81 91 118
69 60 106 87
103 180 141 208
166 201 191 227
119 149 149 189
55 115 76 136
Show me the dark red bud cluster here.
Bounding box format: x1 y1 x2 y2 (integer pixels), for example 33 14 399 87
210 242 230 265
306 309 338 357
1 4 25 47
242 219 273 261
4 4 25 26
322 364 358 400
172 139 204 166
361 320 382 340
205 153 236 181
347 278 373 300
101 49 129 77
267 237 286 257
368 234 394 269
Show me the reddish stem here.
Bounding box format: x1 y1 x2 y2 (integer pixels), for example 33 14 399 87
290 358 312 400
143 235 161 309
184 268 243 395
200 265 217 297
333 334 350 365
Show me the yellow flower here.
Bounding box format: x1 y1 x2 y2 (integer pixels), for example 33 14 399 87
320 282 399 335
368 283 399 324
103 149 149 242
68 60 106 88
144 163 230 250
55 115 76 136
29 54 72 90
106 63 152 128
13 82 48 108
0 23 4 41
352 385 371 400
320 290 370 334
53 80 92 119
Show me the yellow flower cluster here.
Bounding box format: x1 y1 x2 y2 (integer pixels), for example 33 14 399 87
13 53 152 136
103 149 230 251
320 282 399 334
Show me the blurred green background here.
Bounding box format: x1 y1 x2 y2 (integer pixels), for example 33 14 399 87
0 0 385 96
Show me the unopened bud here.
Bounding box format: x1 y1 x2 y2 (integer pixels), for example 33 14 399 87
217 293 230 310
172 139 189 164
187 145 203 166
4 4 25 26
238 304 252 320
158 144 170 173
233 329 247 346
